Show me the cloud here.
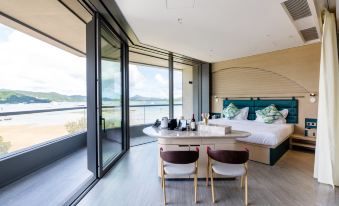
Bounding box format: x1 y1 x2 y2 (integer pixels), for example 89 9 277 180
0 23 86 95
129 64 146 90
155 73 168 85
0 23 183 100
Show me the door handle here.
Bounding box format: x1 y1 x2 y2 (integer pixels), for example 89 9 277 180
101 117 106 133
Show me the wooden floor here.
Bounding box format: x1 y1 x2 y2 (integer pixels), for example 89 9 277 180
78 142 339 206
130 135 157 147
0 148 94 206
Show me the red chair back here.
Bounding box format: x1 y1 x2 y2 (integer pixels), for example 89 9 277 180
207 147 249 164
160 148 199 164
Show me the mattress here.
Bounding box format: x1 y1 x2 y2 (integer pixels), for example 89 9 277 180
208 119 294 147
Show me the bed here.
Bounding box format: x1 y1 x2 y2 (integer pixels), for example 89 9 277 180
212 98 298 165
208 119 294 146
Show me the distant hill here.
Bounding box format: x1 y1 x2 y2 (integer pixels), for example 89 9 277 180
0 89 86 104
0 89 182 104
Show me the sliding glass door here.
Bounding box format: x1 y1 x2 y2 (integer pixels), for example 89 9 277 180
100 24 123 167
96 19 126 177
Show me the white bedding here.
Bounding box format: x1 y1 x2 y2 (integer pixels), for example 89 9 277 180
208 119 294 146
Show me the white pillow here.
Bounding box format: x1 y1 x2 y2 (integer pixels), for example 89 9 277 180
280 109 289 119
255 109 288 124
233 107 249 120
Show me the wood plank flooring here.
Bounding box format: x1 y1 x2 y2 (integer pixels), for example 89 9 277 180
130 135 157 147
78 142 339 206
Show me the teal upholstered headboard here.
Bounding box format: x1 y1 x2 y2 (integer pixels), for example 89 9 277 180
222 98 298 123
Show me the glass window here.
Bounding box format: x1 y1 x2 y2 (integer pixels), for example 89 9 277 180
129 64 169 125
173 69 183 118
174 64 193 120
0 23 86 158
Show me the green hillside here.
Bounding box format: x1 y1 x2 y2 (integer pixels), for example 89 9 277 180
0 89 86 104
0 89 183 104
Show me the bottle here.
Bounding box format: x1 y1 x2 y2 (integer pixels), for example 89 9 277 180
190 114 196 131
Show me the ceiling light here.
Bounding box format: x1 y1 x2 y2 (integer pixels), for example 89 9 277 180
177 18 183 24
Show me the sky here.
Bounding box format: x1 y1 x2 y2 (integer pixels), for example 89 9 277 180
0 23 182 98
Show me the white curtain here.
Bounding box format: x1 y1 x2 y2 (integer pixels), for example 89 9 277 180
314 10 339 187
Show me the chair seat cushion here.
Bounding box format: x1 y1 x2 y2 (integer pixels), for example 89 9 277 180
212 162 246 177
164 162 196 176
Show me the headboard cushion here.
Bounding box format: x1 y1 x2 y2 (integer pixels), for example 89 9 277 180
223 99 298 123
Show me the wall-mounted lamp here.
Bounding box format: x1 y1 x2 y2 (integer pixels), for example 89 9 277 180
214 96 219 102
310 93 317 103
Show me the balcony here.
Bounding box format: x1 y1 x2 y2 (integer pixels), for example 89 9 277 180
0 103 182 204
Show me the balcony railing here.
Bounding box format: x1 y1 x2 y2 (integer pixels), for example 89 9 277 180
129 104 182 125
0 104 182 157
0 104 183 123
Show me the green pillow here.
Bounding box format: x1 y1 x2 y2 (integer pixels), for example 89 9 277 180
256 104 283 124
222 103 240 119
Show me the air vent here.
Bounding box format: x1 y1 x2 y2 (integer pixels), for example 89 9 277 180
283 0 312 20
300 27 319 41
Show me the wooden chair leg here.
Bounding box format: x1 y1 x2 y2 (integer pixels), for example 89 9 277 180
161 160 166 205
206 158 209 187
210 166 215 203
163 176 166 205
244 174 248 206
241 175 244 188
161 175 164 188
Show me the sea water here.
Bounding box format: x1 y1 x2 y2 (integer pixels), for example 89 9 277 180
0 101 182 126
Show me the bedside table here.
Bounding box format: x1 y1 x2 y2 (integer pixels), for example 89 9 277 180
289 134 316 150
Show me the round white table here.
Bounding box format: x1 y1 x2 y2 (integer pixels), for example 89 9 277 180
143 126 251 178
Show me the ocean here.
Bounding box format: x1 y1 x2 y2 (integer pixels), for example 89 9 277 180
0 101 182 155
0 101 183 126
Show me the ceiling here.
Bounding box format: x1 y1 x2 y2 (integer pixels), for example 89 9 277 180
115 0 322 62
0 0 92 57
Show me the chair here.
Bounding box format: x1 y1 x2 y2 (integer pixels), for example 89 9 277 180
160 147 199 204
206 147 249 205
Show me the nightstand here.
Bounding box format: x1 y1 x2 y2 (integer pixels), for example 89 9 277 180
289 134 316 150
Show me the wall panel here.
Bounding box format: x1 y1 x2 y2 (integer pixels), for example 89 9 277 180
212 43 321 133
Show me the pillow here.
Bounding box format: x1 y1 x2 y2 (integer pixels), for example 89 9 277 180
233 107 249 120
256 109 288 123
280 109 289 119
222 103 240 119
255 104 283 124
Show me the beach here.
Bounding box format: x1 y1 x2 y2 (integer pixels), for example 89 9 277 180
0 102 182 156
0 124 71 153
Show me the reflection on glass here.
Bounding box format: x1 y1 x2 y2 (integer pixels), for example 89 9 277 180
100 27 122 167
